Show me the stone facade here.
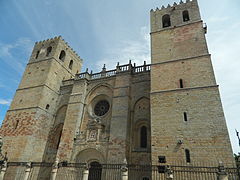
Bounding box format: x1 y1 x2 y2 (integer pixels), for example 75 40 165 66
0 0 235 179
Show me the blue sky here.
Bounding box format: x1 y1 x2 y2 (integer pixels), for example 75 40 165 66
0 0 239 154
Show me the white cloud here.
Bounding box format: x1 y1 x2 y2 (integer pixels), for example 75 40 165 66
0 99 11 106
96 26 150 71
0 37 33 74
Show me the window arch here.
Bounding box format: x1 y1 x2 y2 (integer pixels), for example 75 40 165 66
69 60 73 70
140 126 147 148
46 46 52 57
59 50 66 61
183 10 190 22
162 14 171 28
185 149 191 163
35 50 40 59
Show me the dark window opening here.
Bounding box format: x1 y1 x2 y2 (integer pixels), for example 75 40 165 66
59 50 66 61
69 60 73 70
36 51 40 59
162 14 171 28
46 104 50 110
140 126 147 148
88 162 102 180
179 79 184 88
183 10 190 22
185 149 191 163
15 120 19 129
56 127 63 149
158 156 166 163
184 112 188 122
143 177 150 180
46 46 52 57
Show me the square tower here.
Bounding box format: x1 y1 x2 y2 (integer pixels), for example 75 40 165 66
150 0 235 165
0 36 82 162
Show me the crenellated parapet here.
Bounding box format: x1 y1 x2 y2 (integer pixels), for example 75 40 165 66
29 36 83 76
151 0 197 12
150 0 201 33
34 36 81 61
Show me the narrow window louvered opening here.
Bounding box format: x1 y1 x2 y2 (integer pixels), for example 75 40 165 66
183 10 190 22
185 149 191 163
184 112 188 122
59 50 66 61
162 14 171 28
179 79 184 88
69 60 73 70
46 46 52 57
36 51 40 59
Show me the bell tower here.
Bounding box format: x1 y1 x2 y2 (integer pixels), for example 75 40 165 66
0 36 82 162
150 0 235 165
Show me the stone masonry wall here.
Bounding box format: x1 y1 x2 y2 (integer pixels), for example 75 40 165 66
151 87 235 166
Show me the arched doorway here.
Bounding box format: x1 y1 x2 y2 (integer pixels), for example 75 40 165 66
88 161 102 180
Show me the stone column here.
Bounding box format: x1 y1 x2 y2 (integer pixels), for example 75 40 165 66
0 161 7 180
82 164 89 180
56 79 87 161
107 73 131 163
24 162 32 180
165 165 173 180
121 164 128 180
50 158 59 180
217 162 228 180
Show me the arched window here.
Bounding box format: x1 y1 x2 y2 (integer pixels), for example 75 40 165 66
46 46 52 57
183 10 190 22
59 50 66 61
69 60 73 70
162 14 171 28
179 79 184 88
35 50 40 59
88 161 102 180
185 149 191 163
140 126 147 148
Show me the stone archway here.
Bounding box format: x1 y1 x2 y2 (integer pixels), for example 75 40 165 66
75 148 105 164
75 149 105 180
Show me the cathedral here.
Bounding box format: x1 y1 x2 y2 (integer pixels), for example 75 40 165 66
0 0 236 179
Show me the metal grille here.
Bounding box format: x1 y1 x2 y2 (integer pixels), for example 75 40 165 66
1 162 239 180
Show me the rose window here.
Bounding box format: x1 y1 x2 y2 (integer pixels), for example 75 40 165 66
94 100 110 116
